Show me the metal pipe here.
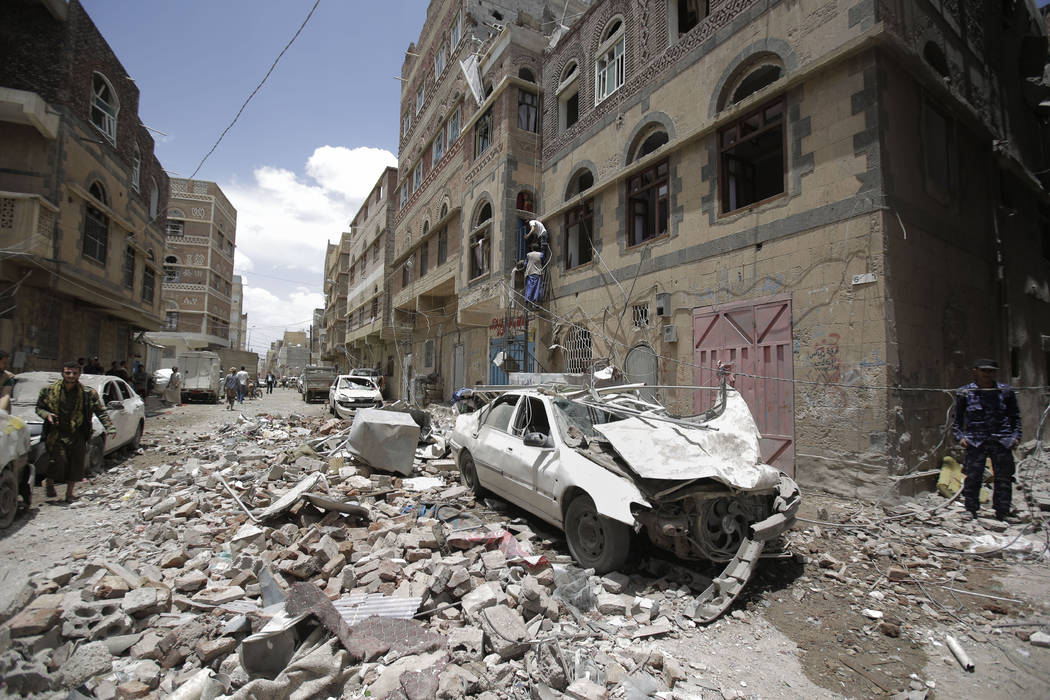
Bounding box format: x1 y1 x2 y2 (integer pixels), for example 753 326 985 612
946 635 975 673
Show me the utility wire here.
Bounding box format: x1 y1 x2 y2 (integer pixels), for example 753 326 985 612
189 0 322 179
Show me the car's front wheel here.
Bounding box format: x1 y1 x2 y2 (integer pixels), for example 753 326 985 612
564 494 631 574
128 422 143 452
459 452 486 498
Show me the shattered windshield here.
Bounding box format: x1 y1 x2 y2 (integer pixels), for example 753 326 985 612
550 397 621 444
338 377 376 390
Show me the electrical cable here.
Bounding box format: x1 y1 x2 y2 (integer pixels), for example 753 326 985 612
189 0 322 179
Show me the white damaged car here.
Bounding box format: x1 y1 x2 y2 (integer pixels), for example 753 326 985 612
449 382 799 619
328 374 383 419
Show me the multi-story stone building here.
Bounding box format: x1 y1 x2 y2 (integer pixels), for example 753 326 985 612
321 233 351 372
391 0 590 403
229 274 247 351
0 0 168 369
277 330 309 379
148 178 237 356
531 0 1049 491
345 167 399 391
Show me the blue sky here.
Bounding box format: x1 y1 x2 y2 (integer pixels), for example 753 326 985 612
81 0 429 351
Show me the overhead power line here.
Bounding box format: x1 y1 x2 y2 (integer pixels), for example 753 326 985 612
189 0 322 179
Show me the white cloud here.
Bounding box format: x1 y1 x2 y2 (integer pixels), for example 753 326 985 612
242 285 323 351
222 146 396 278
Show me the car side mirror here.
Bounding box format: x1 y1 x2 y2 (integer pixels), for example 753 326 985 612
106 401 123 410
523 432 550 448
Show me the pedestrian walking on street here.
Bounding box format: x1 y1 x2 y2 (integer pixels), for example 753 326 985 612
223 367 237 410
952 359 1022 521
165 366 182 406
266 372 275 394
35 360 115 502
235 366 249 403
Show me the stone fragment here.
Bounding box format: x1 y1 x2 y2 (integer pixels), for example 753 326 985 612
461 582 502 617
122 588 162 617
447 625 484 663
566 678 607 700
596 593 632 616
4 606 60 637
115 681 151 699
600 571 630 594
196 636 238 662
886 566 909 582
57 640 113 687
45 565 76 586
480 604 529 660
93 575 130 599
1030 631 1050 648
174 570 208 592
159 550 188 568
192 586 245 606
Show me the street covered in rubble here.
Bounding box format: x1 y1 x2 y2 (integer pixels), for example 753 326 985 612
0 391 1048 699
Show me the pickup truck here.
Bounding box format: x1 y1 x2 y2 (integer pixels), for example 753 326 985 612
302 365 337 403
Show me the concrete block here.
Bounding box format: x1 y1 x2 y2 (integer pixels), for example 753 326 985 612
480 604 529 660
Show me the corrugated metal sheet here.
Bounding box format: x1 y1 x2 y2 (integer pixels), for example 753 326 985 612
332 594 422 626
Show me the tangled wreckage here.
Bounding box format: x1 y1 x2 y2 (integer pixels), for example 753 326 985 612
450 378 800 622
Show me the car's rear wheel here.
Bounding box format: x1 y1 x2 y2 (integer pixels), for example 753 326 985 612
0 466 18 529
87 436 105 473
459 452 486 498
564 494 631 574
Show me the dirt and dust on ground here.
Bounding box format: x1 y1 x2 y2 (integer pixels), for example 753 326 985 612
0 387 1048 699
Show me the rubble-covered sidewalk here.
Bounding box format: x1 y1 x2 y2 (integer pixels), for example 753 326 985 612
0 404 1048 699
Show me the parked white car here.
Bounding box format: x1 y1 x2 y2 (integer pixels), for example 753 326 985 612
10 372 146 473
329 375 383 419
449 384 800 578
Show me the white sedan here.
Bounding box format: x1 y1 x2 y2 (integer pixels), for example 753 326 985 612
10 372 146 473
328 375 383 419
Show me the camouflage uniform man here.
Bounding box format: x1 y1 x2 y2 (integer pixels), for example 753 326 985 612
35 360 115 502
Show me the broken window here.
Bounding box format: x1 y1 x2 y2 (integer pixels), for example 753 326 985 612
719 99 785 213
564 199 594 269
630 128 669 163
484 394 519 431
518 89 538 132
675 0 708 36
516 191 535 212
731 65 782 105
90 72 118 144
470 204 492 279
558 62 580 131
632 303 650 328
515 396 551 437
475 108 493 157
424 339 435 368
437 228 447 265
131 145 141 192
628 159 669 246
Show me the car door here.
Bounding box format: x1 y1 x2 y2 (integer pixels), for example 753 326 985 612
117 378 143 441
99 379 128 451
504 395 559 517
469 394 520 494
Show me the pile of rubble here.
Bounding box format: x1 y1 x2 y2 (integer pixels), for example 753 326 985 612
0 409 757 699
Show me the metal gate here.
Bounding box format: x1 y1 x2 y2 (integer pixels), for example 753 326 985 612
453 344 465 390
692 293 794 475
489 334 533 385
624 344 658 402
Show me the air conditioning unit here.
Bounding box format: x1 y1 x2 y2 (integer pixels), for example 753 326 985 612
662 325 678 343
655 292 671 317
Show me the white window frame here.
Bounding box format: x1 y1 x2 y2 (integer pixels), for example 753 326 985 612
413 161 423 191
402 112 412 137
557 62 580 131
416 85 425 115
90 72 119 145
447 105 461 143
432 128 446 166
400 185 408 208
434 43 447 79
131 145 141 192
594 20 626 104
450 10 462 49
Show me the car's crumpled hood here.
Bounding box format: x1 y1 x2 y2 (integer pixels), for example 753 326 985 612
593 389 781 490
335 389 380 400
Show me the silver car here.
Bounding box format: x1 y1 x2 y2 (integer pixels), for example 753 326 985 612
449 384 800 578
10 372 146 472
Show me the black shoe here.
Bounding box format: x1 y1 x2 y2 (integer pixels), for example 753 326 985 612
966 510 979 521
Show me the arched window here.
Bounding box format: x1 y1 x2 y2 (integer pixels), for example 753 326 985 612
90 73 119 144
719 56 784 111
84 182 109 263
422 220 430 236
731 64 782 104
558 61 580 130
131 145 141 192
519 67 536 82
628 126 669 163
469 202 493 279
923 42 949 80
149 178 159 219
565 169 594 200
440 202 448 218
719 98 786 212
516 191 535 212
595 18 625 103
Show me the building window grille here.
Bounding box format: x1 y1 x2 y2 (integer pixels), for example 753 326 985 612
165 311 178 330
371 297 379 323
518 90 538 132
141 267 155 303
594 20 625 104
474 108 493 157
566 327 592 373
83 183 109 264
719 98 785 213
627 159 669 246
166 220 184 237
123 246 135 289
90 73 118 144
632 304 650 328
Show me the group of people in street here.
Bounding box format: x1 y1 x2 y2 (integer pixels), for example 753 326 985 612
222 366 255 410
